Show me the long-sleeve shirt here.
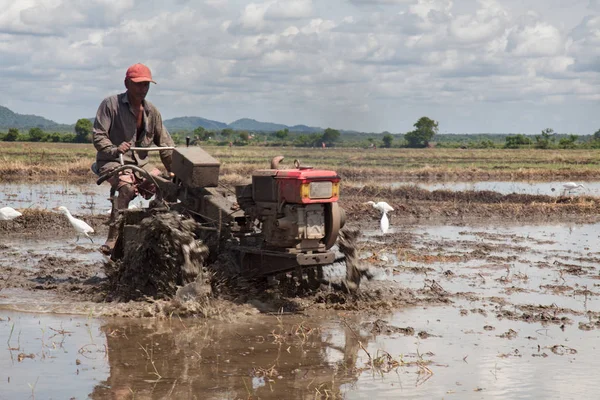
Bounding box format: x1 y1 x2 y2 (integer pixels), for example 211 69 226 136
93 92 174 170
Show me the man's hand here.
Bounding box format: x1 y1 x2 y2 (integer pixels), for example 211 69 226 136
117 142 131 154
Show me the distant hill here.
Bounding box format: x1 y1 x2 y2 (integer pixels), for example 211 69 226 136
289 124 321 133
0 105 71 131
228 118 288 132
164 116 324 133
164 116 227 131
227 118 323 133
0 104 326 134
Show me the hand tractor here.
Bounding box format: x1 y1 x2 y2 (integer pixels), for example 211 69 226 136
96 145 361 296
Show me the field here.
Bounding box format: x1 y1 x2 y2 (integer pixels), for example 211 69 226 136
2 142 600 182
1 142 600 399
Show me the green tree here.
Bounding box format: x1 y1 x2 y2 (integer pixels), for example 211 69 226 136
74 118 93 143
593 129 600 141
534 128 555 149
274 128 289 140
61 133 76 142
5 128 19 142
49 132 62 142
28 127 46 142
382 133 393 148
193 126 210 142
238 131 250 143
404 117 438 148
559 134 578 149
504 134 532 149
322 128 340 146
220 128 234 140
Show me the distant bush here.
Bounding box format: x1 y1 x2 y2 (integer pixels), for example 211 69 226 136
61 133 76 142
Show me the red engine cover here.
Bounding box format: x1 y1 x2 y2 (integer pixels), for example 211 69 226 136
275 168 340 204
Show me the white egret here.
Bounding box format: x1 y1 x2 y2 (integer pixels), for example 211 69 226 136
380 213 390 234
0 207 22 221
55 206 95 243
562 182 585 195
366 201 394 214
365 201 393 234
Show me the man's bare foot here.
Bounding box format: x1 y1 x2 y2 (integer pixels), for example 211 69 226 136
99 241 116 255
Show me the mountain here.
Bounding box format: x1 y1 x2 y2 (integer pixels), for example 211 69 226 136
164 116 324 133
289 124 321 133
0 104 325 134
228 118 288 132
0 105 71 131
163 116 228 131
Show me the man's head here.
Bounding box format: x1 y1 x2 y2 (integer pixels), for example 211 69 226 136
124 63 155 103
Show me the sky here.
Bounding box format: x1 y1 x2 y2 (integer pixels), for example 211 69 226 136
0 0 598 134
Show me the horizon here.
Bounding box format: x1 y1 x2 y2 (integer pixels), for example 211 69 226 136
1 103 593 136
0 0 598 135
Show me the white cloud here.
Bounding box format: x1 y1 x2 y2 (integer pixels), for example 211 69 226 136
349 0 413 4
449 0 508 43
265 0 313 19
507 22 564 56
0 0 598 133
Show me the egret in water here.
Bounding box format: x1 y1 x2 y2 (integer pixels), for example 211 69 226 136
380 212 390 234
562 182 585 195
55 206 94 243
365 201 394 234
366 201 394 214
0 207 22 221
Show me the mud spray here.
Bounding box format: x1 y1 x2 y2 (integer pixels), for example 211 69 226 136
104 212 209 302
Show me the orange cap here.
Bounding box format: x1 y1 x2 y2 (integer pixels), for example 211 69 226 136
125 63 156 84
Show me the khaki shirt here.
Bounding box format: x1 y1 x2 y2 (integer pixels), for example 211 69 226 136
93 92 174 170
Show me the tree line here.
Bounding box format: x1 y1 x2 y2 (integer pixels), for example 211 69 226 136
2 116 600 150
0 119 93 143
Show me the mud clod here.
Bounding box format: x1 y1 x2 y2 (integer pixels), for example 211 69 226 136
364 319 415 336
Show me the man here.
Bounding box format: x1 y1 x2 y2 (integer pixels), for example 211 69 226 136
93 63 174 255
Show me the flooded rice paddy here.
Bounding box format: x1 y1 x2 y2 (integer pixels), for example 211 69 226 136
0 182 150 215
2 181 600 399
390 181 597 196
0 180 597 215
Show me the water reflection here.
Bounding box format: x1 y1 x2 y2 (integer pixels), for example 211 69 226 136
0 182 150 215
90 316 363 400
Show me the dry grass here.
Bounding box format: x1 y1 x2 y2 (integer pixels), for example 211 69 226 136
2 142 600 182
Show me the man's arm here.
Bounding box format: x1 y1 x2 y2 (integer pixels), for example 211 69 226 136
153 113 175 172
93 98 119 157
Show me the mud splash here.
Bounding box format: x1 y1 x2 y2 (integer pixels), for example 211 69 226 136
105 212 209 302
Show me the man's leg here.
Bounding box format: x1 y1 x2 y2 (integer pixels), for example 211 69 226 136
100 170 138 255
137 166 162 199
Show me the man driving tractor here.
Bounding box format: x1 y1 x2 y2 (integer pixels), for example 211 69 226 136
92 63 175 255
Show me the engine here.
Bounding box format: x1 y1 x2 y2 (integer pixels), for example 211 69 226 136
238 162 345 252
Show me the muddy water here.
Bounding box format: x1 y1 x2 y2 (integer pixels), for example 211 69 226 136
3 181 596 216
0 311 109 400
0 182 150 215
388 181 598 196
376 222 600 310
1 308 598 399
2 219 600 398
3 178 600 398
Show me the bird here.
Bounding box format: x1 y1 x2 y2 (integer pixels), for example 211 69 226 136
55 206 95 243
562 182 585 195
365 201 394 234
366 201 394 214
380 212 390 234
0 207 22 221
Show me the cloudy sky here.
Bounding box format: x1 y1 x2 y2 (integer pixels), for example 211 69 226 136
0 0 598 134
